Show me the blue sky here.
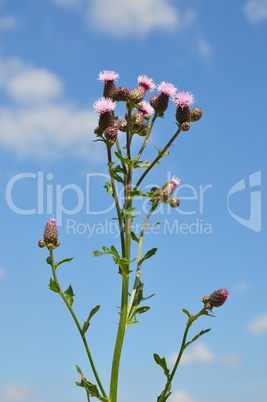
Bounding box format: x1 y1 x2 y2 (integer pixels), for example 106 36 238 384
0 0 266 401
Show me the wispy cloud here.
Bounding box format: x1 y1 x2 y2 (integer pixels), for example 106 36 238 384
195 37 214 61
244 0 267 23
169 390 200 402
168 343 240 367
235 280 250 292
248 313 267 334
87 0 178 37
0 15 17 30
0 267 5 278
0 57 99 159
0 383 34 402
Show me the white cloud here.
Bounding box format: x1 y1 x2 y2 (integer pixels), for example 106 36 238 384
0 383 33 401
88 0 178 37
235 280 249 292
248 313 267 334
169 390 199 402
7 69 63 103
244 0 267 23
168 343 214 367
0 15 17 30
220 352 241 366
52 0 85 7
0 267 5 278
196 37 213 61
0 56 101 159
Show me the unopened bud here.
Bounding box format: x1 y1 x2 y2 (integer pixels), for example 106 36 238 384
209 288 229 308
190 107 202 122
180 122 190 131
38 239 46 248
168 197 180 208
44 219 58 246
104 126 118 142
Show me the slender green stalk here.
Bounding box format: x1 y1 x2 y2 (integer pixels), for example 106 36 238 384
158 307 207 402
49 250 107 399
128 203 157 314
134 113 158 162
106 142 125 257
134 127 182 191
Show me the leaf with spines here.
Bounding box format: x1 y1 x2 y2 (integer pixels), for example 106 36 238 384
153 353 170 379
48 278 60 293
64 285 75 306
114 151 132 166
103 180 113 196
82 305 101 335
92 245 119 258
126 281 155 327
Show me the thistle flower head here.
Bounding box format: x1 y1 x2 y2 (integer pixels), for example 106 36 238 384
173 91 195 108
158 82 177 97
39 218 60 249
139 100 154 116
98 70 119 82
163 176 181 199
209 288 229 308
93 97 116 114
137 75 156 92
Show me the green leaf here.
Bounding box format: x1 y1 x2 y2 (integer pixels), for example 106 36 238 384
153 353 170 379
184 328 211 349
182 308 191 319
135 306 151 314
113 172 125 184
126 281 155 327
145 221 161 229
82 305 101 335
139 248 157 266
129 189 146 197
114 151 132 166
157 388 172 402
75 365 108 402
64 285 75 306
55 257 74 269
48 278 60 293
131 231 140 243
104 180 113 195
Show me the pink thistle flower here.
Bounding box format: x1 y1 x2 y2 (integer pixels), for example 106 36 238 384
157 82 177 97
139 100 154 116
163 176 181 198
173 91 195 108
93 97 116 114
98 70 119 82
137 75 156 92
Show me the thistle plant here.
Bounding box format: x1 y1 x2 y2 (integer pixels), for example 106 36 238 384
38 70 228 402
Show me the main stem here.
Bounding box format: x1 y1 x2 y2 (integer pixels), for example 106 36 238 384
109 117 133 402
49 250 107 399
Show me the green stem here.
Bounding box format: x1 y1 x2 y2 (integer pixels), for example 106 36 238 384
134 127 182 191
128 203 157 315
134 113 158 163
109 273 129 402
106 142 125 257
158 307 207 402
49 250 107 399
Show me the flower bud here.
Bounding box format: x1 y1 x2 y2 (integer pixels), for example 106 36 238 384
112 86 130 102
94 126 103 136
44 219 58 246
180 122 190 131
117 120 127 132
136 123 148 136
190 107 202 122
129 86 146 104
38 239 46 248
163 176 180 199
168 197 180 208
104 126 118 143
209 288 229 308
103 81 116 98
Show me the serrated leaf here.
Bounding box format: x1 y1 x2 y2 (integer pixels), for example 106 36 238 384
113 172 125 184
48 278 60 293
153 353 170 379
126 281 154 327
64 284 75 306
75 365 108 402
139 248 157 266
82 305 101 335
114 151 132 166
131 231 140 243
55 257 74 269
104 180 113 195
